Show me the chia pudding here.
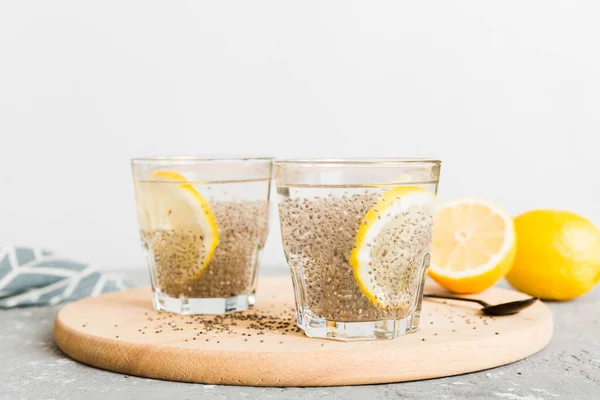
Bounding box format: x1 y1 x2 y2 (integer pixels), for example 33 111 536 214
142 200 269 298
278 188 434 322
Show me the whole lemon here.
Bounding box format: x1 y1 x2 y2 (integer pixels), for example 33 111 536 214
506 210 600 300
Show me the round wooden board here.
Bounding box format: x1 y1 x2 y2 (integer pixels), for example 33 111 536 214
54 277 553 387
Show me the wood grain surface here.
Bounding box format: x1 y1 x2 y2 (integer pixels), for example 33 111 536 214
54 277 553 387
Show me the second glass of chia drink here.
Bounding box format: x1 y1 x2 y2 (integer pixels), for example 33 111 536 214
132 157 272 314
275 159 441 341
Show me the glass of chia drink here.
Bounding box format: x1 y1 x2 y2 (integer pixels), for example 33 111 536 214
275 159 441 340
132 157 272 314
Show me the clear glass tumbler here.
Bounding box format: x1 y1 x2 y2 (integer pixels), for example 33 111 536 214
275 159 441 340
132 157 272 314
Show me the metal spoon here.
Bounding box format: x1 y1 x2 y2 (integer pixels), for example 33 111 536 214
423 293 538 316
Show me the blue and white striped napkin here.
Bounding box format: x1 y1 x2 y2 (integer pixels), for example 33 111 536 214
0 246 128 308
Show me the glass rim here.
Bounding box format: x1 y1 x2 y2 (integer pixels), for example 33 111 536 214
131 156 274 164
274 158 441 167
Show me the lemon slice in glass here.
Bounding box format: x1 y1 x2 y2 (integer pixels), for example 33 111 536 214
136 170 219 276
350 186 436 309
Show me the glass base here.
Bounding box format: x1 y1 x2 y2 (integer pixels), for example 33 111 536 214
152 290 256 315
297 309 420 341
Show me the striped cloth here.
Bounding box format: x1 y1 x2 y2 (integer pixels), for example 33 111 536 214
0 246 128 308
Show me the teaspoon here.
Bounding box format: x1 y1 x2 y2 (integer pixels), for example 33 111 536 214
423 293 538 316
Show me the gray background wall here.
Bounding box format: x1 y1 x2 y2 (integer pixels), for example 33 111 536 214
1 1 598 270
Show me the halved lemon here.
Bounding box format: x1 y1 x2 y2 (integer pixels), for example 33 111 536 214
135 170 219 275
350 186 437 309
429 198 516 294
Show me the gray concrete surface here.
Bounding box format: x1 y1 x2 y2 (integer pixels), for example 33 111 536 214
1 268 598 400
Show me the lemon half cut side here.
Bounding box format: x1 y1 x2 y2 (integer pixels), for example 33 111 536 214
429 198 516 294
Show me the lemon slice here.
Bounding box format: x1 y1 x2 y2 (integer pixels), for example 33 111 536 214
350 186 437 309
429 198 516 294
136 170 219 275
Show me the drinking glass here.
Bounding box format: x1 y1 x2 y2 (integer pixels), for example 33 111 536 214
132 157 272 314
275 159 441 340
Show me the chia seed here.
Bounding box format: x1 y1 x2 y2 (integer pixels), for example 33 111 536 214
141 200 269 298
278 189 434 321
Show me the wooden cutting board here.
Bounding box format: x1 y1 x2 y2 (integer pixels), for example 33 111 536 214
54 277 552 386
